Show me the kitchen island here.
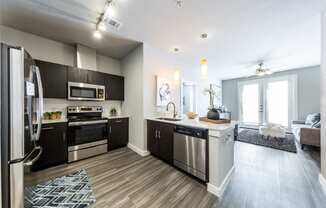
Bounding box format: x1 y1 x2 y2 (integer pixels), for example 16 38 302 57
146 117 237 198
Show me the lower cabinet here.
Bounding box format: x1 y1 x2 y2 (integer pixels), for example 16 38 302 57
32 123 67 171
108 118 129 150
147 120 175 164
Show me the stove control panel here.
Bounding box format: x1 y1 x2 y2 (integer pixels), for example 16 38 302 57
67 106 103 113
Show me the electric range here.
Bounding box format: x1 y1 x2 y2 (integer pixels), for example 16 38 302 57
67 106 108 162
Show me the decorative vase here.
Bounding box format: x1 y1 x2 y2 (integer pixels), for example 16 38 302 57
207 108 221 120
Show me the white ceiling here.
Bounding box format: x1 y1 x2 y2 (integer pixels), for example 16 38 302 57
1 0 325 79
0 0 141 59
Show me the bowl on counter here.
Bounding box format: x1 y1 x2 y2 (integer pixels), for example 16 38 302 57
186 112 198 119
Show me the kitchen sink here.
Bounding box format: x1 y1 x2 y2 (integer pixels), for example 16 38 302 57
157 117 183 121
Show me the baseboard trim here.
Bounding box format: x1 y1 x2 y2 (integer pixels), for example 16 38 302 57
319 173 326 193
127 143 150 157
207 166 235 198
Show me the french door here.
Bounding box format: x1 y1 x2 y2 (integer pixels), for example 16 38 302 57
238 75 297 128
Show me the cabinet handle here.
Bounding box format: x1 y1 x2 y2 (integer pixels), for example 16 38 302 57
155 129 158 138
109 126 112 134
158 131 161 139
42 127 54 130
115 120 122 123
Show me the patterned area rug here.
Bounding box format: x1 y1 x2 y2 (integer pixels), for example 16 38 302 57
238 128 297 153
25 169 96 208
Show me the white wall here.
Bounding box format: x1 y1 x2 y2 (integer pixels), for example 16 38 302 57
321 9 326 183
121 44 145 152
0 25 122 75
143 44 181 118
0 25 123 114
1 25 75 66
222 66 321 121
97 54 121 75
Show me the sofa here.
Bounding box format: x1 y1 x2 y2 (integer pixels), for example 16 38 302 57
291 113 321 149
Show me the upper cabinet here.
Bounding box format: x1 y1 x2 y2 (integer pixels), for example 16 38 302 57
35 61 124 101
68 67 105 85
35 60 68 99
87 70 105 85
105 74 124 101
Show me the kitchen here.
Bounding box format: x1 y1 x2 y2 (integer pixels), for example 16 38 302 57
0 2 235 208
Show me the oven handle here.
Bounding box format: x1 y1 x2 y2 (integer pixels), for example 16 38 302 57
68 120 108 126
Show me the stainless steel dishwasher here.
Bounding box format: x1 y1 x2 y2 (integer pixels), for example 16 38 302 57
173 125 208 181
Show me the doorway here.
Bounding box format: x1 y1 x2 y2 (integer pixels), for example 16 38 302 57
238 75 297 128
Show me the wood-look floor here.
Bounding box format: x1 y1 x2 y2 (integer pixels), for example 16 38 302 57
26 142 325 208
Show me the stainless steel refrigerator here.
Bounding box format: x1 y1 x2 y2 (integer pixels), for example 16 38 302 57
0 43 44 208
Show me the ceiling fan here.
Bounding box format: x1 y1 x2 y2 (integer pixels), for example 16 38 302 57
255 62 273 76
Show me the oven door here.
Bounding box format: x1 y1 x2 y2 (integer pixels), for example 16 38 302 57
68 120 108 146
68 82 105 101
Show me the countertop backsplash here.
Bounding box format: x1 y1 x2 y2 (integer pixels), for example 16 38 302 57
37 98 122 119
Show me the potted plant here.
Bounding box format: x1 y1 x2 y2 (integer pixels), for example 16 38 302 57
43 112 51 120
110 108 117 116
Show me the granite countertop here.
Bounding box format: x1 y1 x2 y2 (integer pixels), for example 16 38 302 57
146 117 237 132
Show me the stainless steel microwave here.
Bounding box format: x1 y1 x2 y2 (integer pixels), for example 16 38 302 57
68 82 105 101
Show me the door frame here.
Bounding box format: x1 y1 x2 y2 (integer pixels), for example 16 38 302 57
238 74 298 128
238 79 264 127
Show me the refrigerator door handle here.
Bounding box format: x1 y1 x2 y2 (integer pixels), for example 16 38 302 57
24 146 43 166
33 65 43 141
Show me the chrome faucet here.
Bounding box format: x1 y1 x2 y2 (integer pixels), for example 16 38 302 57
166 102 177 118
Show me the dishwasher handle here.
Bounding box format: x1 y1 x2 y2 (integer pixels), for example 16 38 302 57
175 125 208 139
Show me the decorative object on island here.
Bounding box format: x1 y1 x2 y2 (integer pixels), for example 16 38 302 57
186 112 198 119
156 76 172 106
204 84 221 120
110 108 117 116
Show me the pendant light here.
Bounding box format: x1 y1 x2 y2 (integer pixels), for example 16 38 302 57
200 58 208 79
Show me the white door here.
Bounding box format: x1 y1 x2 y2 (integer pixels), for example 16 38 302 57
238 80 263 126
239 75 297 128
265 76 297 128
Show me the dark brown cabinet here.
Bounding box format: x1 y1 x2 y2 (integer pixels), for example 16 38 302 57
147 120 175 164
108 118 129 150
105 74 124 100
67 67 89 83
35 60 68 98
87 70 105 85
32 122 67 171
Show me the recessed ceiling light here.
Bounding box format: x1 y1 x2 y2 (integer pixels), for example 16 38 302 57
173 47 180 52
93 30 102 39
201 33 208 39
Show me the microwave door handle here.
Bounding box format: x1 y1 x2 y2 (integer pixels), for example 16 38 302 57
33 66 43 141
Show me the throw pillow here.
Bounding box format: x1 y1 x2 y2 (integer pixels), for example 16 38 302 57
305 113 320 125
312 121 321 128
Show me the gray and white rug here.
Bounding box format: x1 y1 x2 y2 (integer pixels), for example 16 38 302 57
237 128 297 153
25 169 96 208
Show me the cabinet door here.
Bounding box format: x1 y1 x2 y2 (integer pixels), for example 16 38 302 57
32 123 67 171
105 75 124 100
158 123 175 164
68 67 88 83
35 60 67 98
147 121 159 156
108 118 129 150
87 70 105 85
